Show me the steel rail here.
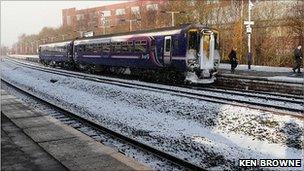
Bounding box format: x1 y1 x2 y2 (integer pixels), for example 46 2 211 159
185 86 303 105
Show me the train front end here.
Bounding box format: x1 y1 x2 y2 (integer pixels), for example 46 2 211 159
185 27 220 84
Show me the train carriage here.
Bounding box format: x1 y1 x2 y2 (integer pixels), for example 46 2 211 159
38 24 220 84
38 41 73 67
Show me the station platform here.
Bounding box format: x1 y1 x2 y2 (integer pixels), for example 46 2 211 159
6 54 39 62
219 63 303 83
216 64 303 95
1 89 149 171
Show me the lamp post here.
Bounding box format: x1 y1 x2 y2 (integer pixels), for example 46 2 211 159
244 0 254 69
161 10 185 27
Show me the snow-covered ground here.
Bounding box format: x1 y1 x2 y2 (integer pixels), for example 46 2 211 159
220 63 297 73
1 60 303 170
220 63 304 84
7 54 38 59
7 54 304 83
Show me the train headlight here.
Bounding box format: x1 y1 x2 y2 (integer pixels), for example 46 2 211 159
187 59 195 64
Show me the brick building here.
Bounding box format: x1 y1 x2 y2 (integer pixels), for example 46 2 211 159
17 0 302 67
62 0 165 36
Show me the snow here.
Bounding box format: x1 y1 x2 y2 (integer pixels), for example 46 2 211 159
8 54 39 59
7 54 303 83
1 60 303 170
267 76 304 84
2 84 181 170
219 63 296 73
220 63 304 83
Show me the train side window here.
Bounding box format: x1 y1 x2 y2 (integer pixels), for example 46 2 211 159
113 42 122 54
103 43 110 53
121 42 128 53
93 44 99 53
128 41 133 52
97 43 102 51
165 38 171 52
85 44 94 53
80 45 85 52
134 41 147 53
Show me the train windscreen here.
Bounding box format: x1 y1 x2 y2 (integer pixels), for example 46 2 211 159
188 29 199 52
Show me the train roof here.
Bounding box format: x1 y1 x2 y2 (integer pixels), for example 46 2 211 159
40 24 212 46
78 23 209 40
39 40 72 47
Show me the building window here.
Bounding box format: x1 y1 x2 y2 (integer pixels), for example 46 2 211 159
89 12 98 19
146 4 158 11
115 8 126 15
67 16 71 25
187 0 196 6
101 10 111 17
76 14 84 20
131 6 140 14
206 0 219 4
101 17 110 26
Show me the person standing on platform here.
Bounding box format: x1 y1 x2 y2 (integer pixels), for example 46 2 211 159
292 45 302 73
228 48 238 73
247 52 253 70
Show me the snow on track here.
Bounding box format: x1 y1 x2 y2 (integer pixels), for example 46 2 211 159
1 61 303 170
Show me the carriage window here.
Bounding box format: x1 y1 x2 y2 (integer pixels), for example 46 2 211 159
103 43 110 53
77 45 82 52
92 44 97 53
128 41 133 52
98 43 102 49
79 45 85 52
113 42 122 53
84 44 94 53
165 38 171 52
134 41 147 53
92 43 101 53
121 42 129 53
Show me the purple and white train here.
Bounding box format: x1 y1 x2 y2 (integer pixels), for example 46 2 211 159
39 24 220 84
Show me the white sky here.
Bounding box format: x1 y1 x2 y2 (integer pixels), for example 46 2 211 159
1 1 129 47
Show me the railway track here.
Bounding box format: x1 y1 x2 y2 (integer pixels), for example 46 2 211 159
7 55 303 99
3 57 303 118
187 86 303 105
1 79 206 171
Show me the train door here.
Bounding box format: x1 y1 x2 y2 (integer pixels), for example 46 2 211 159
199 30 214 70
163 36 172 65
